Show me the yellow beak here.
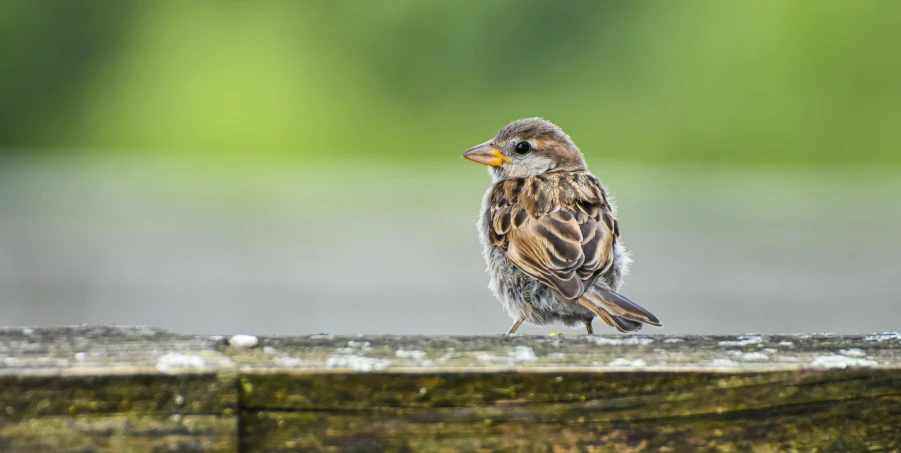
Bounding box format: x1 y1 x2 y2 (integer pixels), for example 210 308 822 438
462 142 510 167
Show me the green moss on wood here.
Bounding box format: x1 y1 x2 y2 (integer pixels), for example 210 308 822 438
2 326 901 452
0 414 236 453
240 369 901 415
0 374 236 421
241 399 901 453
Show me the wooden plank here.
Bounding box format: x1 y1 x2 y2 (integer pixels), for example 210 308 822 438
0 326 238 453
226 332 901 372
232 333 901 451
0 325 235 374
241 398 901 452
0 414 236 453
236 333 901 413
3 326 901 452
0 373 234 420
238 369 901 452
238 369 901 451
239 369 901 414
1 326 237 418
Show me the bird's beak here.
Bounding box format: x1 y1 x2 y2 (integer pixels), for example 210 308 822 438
462 142 510 167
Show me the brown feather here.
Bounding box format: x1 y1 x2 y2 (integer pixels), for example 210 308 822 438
579 286 662 332
488 171 619 300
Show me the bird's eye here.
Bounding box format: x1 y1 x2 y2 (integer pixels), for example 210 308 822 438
514 142 531 154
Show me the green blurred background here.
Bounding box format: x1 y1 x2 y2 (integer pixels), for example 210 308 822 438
1 1 899 335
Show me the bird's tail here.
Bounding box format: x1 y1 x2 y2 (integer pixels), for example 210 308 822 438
577 286 662 333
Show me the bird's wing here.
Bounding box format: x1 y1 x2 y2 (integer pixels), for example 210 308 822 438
488 173 618 300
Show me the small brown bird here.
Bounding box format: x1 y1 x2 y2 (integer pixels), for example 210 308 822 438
463 118 661 334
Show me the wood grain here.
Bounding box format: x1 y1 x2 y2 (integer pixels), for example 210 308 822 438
2 326 901 452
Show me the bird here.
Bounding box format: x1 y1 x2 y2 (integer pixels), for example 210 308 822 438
462 118 661 335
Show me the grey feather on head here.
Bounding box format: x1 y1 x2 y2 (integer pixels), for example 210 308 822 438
496 117 574 146
490 117 586 181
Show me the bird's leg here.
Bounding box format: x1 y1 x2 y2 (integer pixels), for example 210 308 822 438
584 320 594 335
506 318 525 335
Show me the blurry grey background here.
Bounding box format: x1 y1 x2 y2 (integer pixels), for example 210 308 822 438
1 1 900 335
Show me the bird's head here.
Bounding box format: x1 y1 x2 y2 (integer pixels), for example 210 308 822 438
462 118 586 181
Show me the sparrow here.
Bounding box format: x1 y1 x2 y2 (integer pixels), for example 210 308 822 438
463 118 661 335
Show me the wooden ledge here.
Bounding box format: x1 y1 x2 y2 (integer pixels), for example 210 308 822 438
2 325 900 452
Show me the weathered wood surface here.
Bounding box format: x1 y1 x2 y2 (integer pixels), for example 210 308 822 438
2 326 901 452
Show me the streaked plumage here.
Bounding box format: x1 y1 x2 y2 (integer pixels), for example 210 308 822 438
463 118 661 334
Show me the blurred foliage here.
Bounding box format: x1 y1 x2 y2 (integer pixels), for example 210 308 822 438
1 0 900 165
